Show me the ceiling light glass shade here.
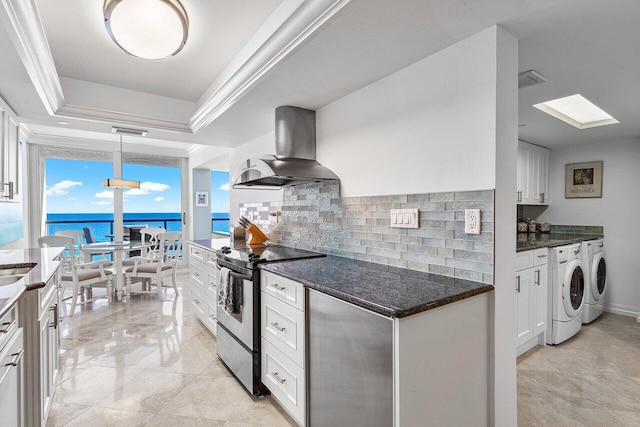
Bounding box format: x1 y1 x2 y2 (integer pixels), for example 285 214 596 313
103 178 141 189
104 0 189 60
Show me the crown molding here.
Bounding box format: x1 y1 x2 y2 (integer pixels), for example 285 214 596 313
58 104 192 134
189 0 352 133
0 0 64 115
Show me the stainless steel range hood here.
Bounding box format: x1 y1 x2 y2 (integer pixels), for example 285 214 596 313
232 106 339 189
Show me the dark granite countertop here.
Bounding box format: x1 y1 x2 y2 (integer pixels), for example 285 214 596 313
516 233 603 252
188 238 231 252
260 256 493 318
0 248 63 318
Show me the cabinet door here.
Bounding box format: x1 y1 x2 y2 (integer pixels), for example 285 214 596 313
6 116 19 197
516 142 529 203
0 328 24 427
516 269 534 346
39 302 59 425
533 267 548 336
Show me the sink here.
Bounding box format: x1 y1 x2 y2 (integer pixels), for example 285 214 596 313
0 275 24 286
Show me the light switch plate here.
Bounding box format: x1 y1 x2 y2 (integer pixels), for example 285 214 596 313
464 209 481 234
390 209 419 228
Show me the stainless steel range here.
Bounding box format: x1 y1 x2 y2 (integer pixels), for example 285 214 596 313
215 245 324 396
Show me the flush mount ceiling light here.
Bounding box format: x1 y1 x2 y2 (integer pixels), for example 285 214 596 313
533 94 619 129
104 0 189 60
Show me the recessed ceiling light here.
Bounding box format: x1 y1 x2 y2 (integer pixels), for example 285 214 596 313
103 0 189 60
533 94 619 129
57 121 69 125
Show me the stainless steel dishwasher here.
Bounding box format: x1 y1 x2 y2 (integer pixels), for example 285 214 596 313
307 289 393 426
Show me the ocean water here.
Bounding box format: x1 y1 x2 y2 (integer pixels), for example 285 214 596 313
46 212 230 243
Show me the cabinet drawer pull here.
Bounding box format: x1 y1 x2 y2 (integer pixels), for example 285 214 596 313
516 275 521 293
271 372 286 384
270 284 286 292
537 254 547 258
535 270 540 286
194 272 200 277
49 304 59 329
0 320 16 334
270 322 286 332
4 349 23 367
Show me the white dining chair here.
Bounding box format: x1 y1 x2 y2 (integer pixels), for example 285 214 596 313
39 235 114 316
124 231 182 298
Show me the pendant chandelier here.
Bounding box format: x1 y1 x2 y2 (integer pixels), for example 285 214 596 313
104 135 140 189
103 0 189 60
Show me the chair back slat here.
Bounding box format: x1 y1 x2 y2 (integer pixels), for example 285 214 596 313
159 232 182 265
139 227 165 259
39 235 77 272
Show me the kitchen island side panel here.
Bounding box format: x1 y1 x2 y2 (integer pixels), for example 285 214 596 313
394 292 489 427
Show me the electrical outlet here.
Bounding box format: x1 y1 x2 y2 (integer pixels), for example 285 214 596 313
465 209 481 234
390 209 419 228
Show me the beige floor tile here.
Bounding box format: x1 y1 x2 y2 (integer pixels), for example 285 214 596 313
518 313 640 426
99 370 196 413
144 414 225 426
159 376 253 421
227 396 297 426
63 406 155 427
46 402 91 426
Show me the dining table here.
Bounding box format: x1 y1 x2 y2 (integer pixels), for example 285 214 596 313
81 240 142 301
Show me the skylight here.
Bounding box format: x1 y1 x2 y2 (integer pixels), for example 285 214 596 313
533 94 619 129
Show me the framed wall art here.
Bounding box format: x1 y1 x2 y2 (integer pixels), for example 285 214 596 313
565 161 603 198
195 191 209 207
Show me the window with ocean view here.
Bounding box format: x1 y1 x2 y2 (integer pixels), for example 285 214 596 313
211 170 230 234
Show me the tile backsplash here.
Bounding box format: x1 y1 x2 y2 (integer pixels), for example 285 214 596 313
550 225 604 235
240 182 494 284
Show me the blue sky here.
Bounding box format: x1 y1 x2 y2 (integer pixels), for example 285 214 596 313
45 159 230 214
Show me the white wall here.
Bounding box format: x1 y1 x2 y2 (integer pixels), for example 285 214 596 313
316 30 499 197
538 137 640 317
225 26 518 425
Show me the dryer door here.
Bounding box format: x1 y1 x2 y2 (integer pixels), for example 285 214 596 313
563 260 585 317
591 253 606 302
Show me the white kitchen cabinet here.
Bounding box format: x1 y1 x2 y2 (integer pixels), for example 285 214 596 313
19 266 61 427
516 248 548 357
0 96 20 202
0 306 24 427
260 271 306 426
188 244 217 336
517 140 549 205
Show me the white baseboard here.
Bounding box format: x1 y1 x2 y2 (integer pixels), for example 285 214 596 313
604 303 639 319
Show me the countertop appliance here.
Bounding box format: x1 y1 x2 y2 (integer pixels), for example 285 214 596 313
547 243 585 344
581 239 607 324
215 245 324 395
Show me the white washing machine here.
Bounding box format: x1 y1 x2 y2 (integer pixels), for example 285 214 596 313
547 243 586 344
581 239 607 324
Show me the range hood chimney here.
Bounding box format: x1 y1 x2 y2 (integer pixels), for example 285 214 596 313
232 106 339 189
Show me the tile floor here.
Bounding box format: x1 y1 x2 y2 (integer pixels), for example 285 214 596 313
47 272 296 427
517 313 640 426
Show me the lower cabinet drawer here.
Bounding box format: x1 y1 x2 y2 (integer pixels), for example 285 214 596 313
0 305 18 354
205 302 217 336
191 290 206 320
261 338 305 426
262 292 304 368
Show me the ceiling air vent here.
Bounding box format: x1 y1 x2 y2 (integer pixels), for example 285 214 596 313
111 126 148 137
518 70 547 89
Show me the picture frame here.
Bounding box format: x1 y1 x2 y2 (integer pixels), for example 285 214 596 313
195 191 209 207
565 161 603 198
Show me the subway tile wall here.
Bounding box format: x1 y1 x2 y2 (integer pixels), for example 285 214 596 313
240 182 494 284
550 225 604 235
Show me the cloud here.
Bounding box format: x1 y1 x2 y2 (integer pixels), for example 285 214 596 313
95 190 114 199
124 181 170 196
218 182 230 191
154 197 164 202
46 180 82 196
92 200 111 206
83 165 88 169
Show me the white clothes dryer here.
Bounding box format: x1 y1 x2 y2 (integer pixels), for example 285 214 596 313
580 239 607 324
547 243 586 344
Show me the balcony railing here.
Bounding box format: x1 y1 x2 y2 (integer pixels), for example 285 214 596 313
45 216 230 242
